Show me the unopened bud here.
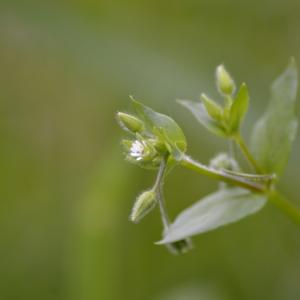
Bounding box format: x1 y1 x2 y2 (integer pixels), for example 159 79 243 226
130 190 157 223
216 64 236 96
117 112 144 133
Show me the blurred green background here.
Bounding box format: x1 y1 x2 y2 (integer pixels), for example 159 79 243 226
1 1 300 299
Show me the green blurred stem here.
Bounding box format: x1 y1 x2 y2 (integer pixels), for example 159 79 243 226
268 189 300 226
228 139 235 160
153 157 170 230
234 134 262 174
181 155 265 192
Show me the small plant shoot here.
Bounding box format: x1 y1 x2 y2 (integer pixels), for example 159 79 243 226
116 59 300 254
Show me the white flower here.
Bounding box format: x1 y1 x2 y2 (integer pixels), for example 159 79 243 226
130 140 145 161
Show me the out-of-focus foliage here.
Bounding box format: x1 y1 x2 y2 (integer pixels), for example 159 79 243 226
1 1 300 300
251 59 298 176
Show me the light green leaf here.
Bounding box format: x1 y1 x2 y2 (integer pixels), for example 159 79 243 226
153 127 184 161
178 99 227 137
200 93 223 122
229 83 249 134
157 188 266 244
131 98 187 152
251 59 298 175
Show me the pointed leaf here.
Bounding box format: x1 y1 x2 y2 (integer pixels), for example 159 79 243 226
229 83 249 134
158 188 266 244
178 99 227 137
201 93 223 122
251 59 298 175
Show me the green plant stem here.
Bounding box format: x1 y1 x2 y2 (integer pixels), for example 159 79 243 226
234 134 262 174
232 135 300 226
268 189 300 226
153 157 170 230
181 155 265 192
181 154 300 226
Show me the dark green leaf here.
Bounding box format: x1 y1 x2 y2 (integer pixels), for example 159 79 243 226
229 83 249 134
251 59 298 175
178 99 227 137
157 188 266 244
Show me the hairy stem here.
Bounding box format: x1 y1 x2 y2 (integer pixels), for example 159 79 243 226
181 154 265 192
181 154 300 226
153 158 170 230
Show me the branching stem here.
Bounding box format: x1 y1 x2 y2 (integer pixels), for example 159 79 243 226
181 154 265 192
181 154 300 226
153 157 170 230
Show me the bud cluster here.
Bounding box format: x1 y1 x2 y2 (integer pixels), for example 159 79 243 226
117 99 187 169
197 64 248 137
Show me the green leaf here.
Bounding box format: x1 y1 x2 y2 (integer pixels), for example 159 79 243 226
229 83 249 134
178 99 227 137
131 97 187 152
251 59 298 175
153 127 184 161
157 188 266 244
200 93 223 122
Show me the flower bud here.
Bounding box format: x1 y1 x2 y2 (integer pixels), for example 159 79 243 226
117 112 144 133
216 64 236 96
130 190 157 223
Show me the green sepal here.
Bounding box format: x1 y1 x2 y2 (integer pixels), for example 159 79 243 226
130 190 157 223
153 127 184 162
116 112 145 133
